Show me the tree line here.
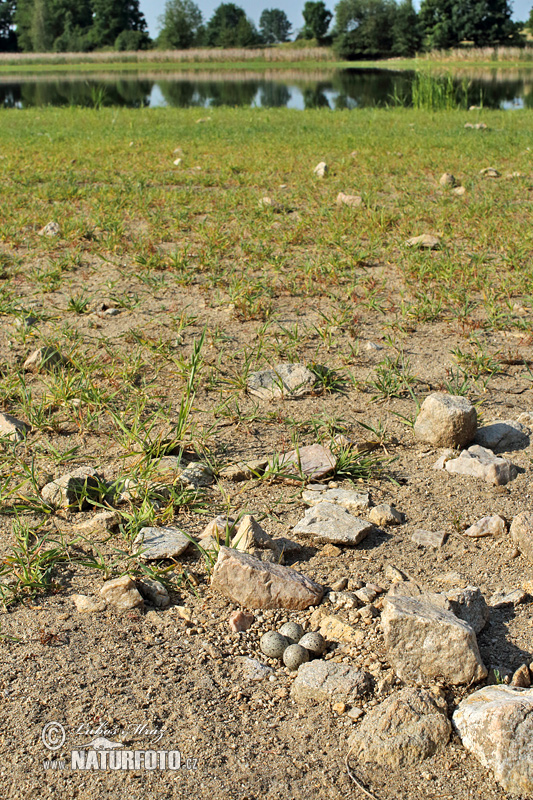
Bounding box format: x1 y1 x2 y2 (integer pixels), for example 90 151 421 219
0 0 529 56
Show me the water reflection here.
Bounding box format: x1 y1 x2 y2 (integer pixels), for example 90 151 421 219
0 68 531 110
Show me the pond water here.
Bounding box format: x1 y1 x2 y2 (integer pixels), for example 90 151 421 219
0 68 531 110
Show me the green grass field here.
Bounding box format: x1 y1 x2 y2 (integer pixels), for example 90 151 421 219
0 104 532 602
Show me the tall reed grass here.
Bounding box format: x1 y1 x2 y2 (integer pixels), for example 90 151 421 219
422 45 533 63
0 47 336 67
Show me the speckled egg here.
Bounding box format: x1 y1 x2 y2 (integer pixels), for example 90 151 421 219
278 621 304 644
282 644 310 671
260 631 290 659
299 631 326 657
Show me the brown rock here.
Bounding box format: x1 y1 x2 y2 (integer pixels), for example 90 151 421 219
276 443 336 480
210 547 323 610
414 393 477 448
228 610 255 632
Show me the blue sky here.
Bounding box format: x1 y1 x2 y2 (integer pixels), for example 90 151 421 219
141 0 532 38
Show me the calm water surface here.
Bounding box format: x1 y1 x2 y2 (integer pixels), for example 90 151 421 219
0 68 531 110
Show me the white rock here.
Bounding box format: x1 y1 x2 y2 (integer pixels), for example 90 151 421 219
24 346 65 373
100 575 144 610
313 161 328 178
464 515 507 538
445 445 518 485
41 467 103 510
453 685 533 795
439 172 456 187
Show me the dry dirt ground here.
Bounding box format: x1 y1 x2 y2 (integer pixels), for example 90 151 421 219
0 254 532 800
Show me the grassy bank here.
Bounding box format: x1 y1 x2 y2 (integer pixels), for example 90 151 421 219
0 105 532 600
0 45 533 74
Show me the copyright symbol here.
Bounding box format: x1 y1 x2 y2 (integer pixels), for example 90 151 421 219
41 722 65 751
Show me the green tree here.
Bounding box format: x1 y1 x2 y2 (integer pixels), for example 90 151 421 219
419 0 519 48
157 0 204 49
15 0 93 51
259 8 292 43
301 1 332 40
391 0 421 55
205 3 260 47
529 6 533 31
333 0 397 59
0 0 17 51
89 0 150 49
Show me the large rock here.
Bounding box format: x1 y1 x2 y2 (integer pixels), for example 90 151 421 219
301 487 370 513
382 595 487 685
0 412 30 441
445 445 518 485
474 421 529 452
453 685 533 796
41 467 103 510
510 511 533 562
293 502 373 546
133 526 191 560
348 688 451 768
414 393 477 448
210 546 323 610
291 661 371 704
247 363 316 400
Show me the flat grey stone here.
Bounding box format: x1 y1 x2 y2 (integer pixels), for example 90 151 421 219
349 688 451 768
247 363 316 400
411 529 447 548
382 595 487 686
291 660 371 704
134 526 191 560
474 421 529 452
179 461 214 488
445 445 518 485
301 487 370 512
453 686 533 795
293 502 374 546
